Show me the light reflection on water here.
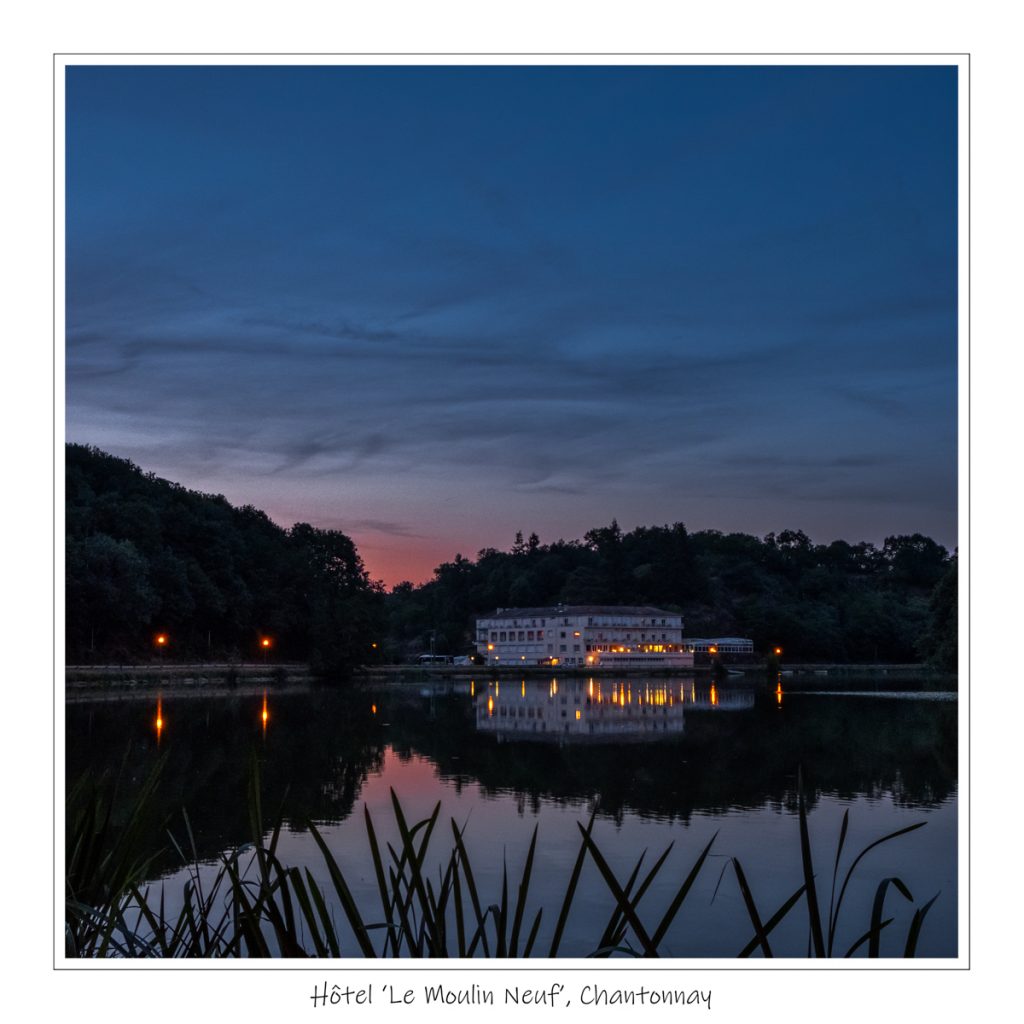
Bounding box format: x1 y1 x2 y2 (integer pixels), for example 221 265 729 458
66 675 958 957
474 677 753 743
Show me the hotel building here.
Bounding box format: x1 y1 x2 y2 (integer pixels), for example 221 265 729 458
475 605 695 669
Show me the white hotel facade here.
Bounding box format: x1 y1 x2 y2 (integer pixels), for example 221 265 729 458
475 605 695 669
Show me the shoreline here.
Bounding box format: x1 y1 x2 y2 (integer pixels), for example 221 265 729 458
63 660 950 697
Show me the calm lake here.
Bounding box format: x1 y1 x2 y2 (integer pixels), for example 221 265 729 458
65 674 958 958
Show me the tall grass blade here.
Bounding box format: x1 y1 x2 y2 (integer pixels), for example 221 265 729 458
304 867 342 957
649 831 717 949
867 877 913 958
597 849 647 955
287 867 329 957
362 806 395 955
826 809 849 956
389 792 442 952
548 809 595 957
731 858 773 957
797 769 826 957
576 823 658 957
452 858 467 957
831 821 926 948
903 892 940 957
605 842 676 951
737 883 808 958
223 855 272 956
495 861 509 957
845 918 893 957
508 824 538 957
307 821 377 957
523 908 543 958
451 818 491 957
388 865 421 957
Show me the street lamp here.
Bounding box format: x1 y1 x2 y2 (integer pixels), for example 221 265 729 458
260 637 272 664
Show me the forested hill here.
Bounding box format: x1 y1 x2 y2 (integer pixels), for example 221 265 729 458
65 444 384 670
66 444 957 670
386 524 957 669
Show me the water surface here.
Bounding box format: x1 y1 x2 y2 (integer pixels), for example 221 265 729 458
65 674 958 957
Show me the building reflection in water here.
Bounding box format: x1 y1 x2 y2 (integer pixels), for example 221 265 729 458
474 677 754 744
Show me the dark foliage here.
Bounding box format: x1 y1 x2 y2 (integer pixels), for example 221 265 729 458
66 445 384 672
386 520 955 663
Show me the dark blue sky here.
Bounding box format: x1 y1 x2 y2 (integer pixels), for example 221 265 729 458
66 65 957 585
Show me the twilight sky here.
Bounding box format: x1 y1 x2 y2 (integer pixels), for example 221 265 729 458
66 65 957 586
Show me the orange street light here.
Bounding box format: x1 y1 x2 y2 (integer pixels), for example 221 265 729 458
155 634 167 646
774 647 783 656
709 645 718 655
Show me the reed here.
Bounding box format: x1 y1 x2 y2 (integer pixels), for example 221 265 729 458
65 763 939 958
729 769 940 958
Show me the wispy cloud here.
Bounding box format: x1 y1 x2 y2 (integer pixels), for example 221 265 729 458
65 65 958 580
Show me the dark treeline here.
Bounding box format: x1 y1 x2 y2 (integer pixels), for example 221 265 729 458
66 444 385 673
66 445 957 670
388 522 957 668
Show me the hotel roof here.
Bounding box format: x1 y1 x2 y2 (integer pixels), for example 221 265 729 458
480 605 680 618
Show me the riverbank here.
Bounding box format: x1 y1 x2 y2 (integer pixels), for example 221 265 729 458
65 662 314 693
65 660 948 694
